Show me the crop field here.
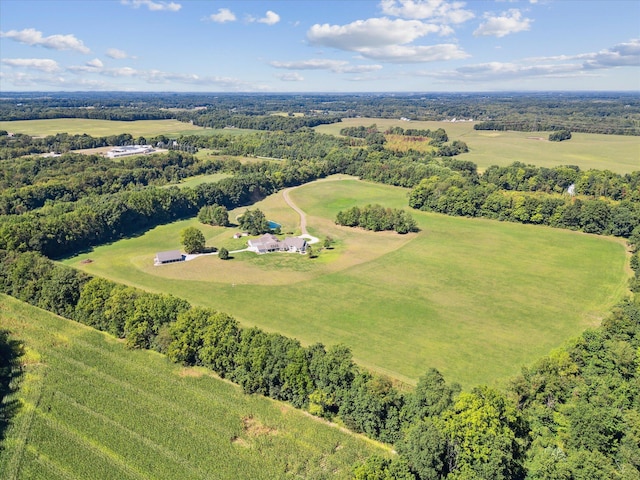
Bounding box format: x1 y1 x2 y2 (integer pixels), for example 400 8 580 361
0 295 386 480
63 176 629 388
315 118 640 174
0 118 207 137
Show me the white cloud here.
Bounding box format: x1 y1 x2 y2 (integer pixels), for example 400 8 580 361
582 38 640 68
277 72 304 82
379 0 474 24
106 48 133 59
121 0 181 12
87 58 104 68
0 28 90 53
474 9 532 37
2 58 60 73
257 11 281 25
270 59 383 73
208 8 236 23
419 39 640 84
308 18 449 51
359 43 468 62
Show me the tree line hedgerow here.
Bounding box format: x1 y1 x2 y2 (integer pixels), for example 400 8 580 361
335 204 419 234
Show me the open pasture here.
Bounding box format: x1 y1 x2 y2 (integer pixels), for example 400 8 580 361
0 295 386 480
315 118 640 174
0 118 207 137
63 177 629 388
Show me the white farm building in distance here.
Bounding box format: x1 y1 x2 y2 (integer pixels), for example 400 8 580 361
106 145 155 158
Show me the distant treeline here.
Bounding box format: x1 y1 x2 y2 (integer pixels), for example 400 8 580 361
2 91 638 135
408 162 640 237
474 120 638 136
0 131 195 160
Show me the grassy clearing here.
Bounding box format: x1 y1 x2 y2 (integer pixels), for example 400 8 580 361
0 119 207 137
63 177 629 388
0 294 387 480
164 173 232 189
315 118 640 174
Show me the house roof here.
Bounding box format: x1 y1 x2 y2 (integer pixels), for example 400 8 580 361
284 237 306 250
156 250 183 262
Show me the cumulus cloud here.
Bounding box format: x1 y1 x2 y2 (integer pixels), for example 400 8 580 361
2 58 60 73
256 11 281 25
306 16 467 63
106 48 133 59
121 0 181 12
0 28 90 53
379 0 474 24
581 38 640 68
68 58 105 73
308 18 448 50
359 43 468 62
208 8 236 23
474 9 532 37
270 59 383 73
87 58 104 68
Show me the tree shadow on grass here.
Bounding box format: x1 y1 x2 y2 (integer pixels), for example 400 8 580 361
0 329 25 448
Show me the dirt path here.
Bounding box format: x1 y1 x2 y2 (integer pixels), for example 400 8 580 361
282 186 309 235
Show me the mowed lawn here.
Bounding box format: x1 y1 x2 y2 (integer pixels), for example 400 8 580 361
0 295 386 480
63 177 629 388
0 118 207 137
315 118 640 174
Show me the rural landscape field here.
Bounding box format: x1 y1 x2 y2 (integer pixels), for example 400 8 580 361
2 0 640 472
1 89 639 478
63 176 629 387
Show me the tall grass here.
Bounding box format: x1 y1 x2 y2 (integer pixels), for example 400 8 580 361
0 295 387 480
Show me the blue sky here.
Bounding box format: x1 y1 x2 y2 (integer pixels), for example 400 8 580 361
1 0 638 92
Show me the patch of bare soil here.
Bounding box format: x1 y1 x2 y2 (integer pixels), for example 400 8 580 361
242 415 277 437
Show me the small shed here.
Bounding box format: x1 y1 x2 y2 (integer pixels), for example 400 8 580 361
155 250 184 265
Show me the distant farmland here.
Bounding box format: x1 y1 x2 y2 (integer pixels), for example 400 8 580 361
0 118 206 137
315 118 640 174
64 177 630 388
0 294 386 480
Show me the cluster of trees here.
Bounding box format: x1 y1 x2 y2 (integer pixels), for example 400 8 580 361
2 245 639 479
0 151 224 215
339 124 468 155
549 129 572 142
237 208 271 235
197 203 229 227
385 126 449 143
336 204 418 234
408 163 640 238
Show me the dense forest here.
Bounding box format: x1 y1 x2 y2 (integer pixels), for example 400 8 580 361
1 93 639 478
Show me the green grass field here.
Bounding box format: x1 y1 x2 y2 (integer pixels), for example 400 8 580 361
63 177 629 388
315 118 640 174
164 172 232 189
0 119 207 137
0 295 387 480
